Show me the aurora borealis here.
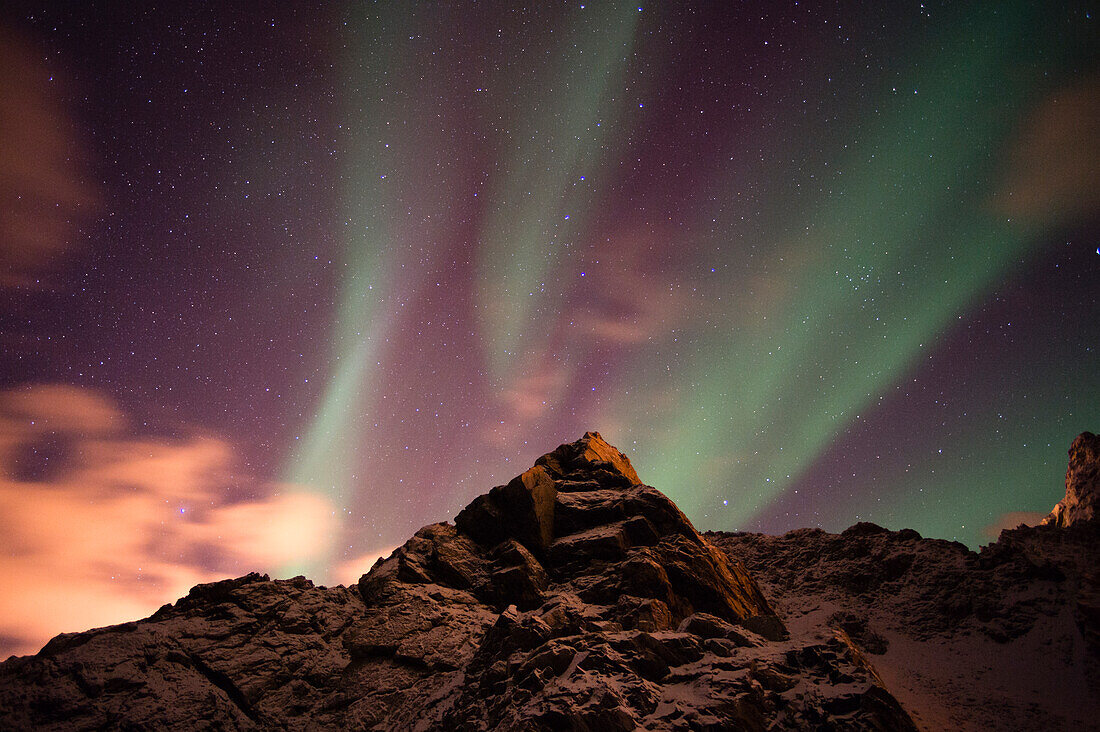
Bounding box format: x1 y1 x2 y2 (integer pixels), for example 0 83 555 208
0 1 1097 656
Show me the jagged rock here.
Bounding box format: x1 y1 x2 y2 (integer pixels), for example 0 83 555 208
827 611 889 654
29 431 1100 729
443 432 781 634
1042 431 1100 528
0 575 362 730
713 510 1100 731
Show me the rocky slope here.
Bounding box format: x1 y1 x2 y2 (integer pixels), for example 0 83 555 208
712 431 1100 731
0 431 1096 730
711 520 1099 731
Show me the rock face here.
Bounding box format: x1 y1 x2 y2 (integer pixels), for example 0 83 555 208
0 432 917 730
713 513 1100 730
1041 431 1100 528
0 576 363 729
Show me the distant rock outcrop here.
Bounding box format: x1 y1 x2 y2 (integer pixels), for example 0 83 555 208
1042 431 1100 528
2 430 1097 730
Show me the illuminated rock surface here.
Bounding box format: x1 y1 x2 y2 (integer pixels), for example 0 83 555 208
1041 431 1100 528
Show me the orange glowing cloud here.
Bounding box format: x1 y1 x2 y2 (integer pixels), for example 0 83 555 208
980 511 1048 542
501 353 573 420
0 385 343 659
331 546 401 587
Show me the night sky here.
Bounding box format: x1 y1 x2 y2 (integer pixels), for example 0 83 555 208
1 1 1096 657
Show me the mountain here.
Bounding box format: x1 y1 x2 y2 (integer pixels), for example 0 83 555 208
0 431 1096 730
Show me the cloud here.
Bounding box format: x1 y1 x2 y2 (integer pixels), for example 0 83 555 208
573 228 690 346
980 511 1047 542
1 383 121 434
331 546 400 587
0 385 346 659
0 25 97 289
994 75 1100 223
500 355 572 421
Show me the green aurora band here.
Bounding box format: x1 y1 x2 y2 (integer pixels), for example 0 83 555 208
623 1 1095 539
278 3 646 576
475 4 642 382
279 0 1096 577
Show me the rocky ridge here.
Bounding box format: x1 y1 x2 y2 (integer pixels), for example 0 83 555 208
712 431 1100 731
0 431 1096 730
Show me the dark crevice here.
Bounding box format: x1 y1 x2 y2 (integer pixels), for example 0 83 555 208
166 649 262 724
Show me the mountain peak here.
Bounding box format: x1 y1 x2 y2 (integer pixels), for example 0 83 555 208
439 433 778 629
1041 431 1099 528
534 431 643 486
453 432 643 554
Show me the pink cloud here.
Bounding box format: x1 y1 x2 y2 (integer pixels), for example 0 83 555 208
0 25 98 289
500 355 573 420
331 546 400 587
572 229 690 347
0 385 345 659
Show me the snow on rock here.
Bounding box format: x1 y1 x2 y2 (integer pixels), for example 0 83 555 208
712 504 1100 730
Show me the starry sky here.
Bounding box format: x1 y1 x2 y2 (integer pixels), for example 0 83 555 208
0 1 1097 657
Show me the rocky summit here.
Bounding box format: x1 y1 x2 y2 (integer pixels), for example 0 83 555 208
1 432 1097 730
